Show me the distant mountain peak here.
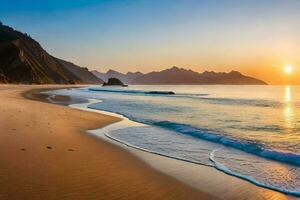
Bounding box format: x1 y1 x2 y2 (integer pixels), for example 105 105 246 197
106 69 118 73
170 66 179 70
168 66 186 71
228 70 242 75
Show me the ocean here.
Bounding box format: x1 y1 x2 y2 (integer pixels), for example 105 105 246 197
47 85 300 196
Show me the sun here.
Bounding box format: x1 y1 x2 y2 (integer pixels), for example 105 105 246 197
284 65 293 74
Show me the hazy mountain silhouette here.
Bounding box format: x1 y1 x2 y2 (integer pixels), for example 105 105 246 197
92 69 143 84
131 66 267 85
93 67 266 85
0 23 102 84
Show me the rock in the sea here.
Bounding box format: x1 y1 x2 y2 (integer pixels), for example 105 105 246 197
103 78 128 87
148 91 175 95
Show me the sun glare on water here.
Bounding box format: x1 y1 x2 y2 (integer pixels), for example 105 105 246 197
284 65 293 74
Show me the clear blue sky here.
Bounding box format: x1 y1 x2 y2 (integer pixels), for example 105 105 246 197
1 0 300 84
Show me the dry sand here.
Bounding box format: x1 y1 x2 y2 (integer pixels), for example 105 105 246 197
0 85 214 200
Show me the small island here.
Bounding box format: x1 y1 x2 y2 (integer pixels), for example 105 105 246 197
103 78 128 87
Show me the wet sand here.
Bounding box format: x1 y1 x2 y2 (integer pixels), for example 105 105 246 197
0 85 213 200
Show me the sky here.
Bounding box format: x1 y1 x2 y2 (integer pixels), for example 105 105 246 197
1 0 300 84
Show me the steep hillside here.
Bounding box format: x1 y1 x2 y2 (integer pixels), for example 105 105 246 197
0 23 101 84
57 59 103 84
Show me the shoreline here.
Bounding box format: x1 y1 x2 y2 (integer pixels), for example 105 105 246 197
43 87 297 200
0 84 213 200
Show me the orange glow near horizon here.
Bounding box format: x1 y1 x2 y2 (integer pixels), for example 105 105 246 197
86 49 300 85
240 62 299 85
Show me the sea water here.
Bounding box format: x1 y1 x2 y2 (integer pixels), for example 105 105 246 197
47 85 300 196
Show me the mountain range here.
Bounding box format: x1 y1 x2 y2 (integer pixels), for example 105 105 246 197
92 67 267 85
0 22 267 85
91 69 144 84
0 23 102 84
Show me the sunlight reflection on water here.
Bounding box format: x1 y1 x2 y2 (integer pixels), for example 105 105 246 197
283 86 294 132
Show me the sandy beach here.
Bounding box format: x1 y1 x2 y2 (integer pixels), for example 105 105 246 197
0 85 296 200
0 85 213 200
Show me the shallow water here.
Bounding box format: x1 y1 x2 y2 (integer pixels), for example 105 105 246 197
47 85 300 196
